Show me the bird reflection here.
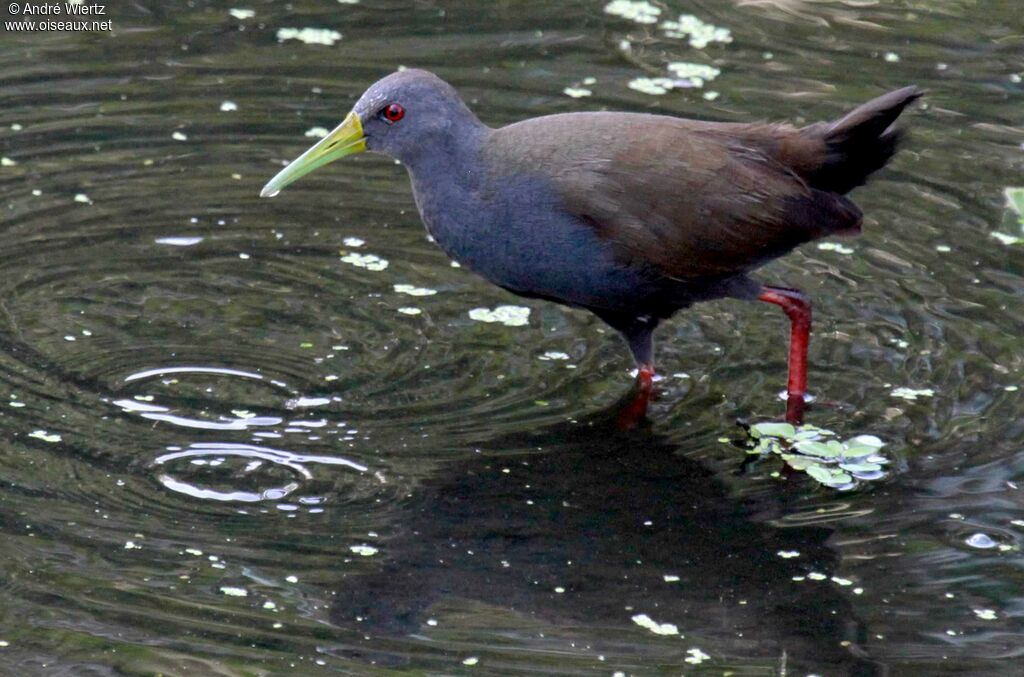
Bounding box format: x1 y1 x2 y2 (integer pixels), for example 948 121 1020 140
330 398 877 674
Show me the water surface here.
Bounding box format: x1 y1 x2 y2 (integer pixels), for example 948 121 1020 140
1 0 1022 674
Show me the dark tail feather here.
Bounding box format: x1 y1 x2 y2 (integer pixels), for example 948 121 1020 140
802 86 923 194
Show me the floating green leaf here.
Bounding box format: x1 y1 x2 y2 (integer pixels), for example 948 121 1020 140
794 440 837 458
750 422 795 439
806 464 852 487
840 462 883 473
841 442 882 458
781 454 816 471
744 420 892 489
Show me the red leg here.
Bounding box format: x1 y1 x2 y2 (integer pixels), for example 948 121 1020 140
758 287 811 423
616 365 655 430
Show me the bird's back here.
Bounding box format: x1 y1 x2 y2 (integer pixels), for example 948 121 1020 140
484 88 919 280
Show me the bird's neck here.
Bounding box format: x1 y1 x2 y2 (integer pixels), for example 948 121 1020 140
404 123 492 261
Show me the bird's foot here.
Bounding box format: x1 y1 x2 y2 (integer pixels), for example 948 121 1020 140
784 391 807 425
616 365 655 430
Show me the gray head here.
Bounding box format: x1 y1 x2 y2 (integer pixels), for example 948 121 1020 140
261 69 485 197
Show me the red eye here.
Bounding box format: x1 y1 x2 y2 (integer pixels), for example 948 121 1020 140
382 103 405 123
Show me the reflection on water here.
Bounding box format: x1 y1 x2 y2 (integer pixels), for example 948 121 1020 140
0 0 1022 674
328 409 873 674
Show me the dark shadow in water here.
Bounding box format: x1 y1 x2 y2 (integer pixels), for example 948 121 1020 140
328 394 880 674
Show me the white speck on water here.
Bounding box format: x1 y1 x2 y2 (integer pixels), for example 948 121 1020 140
31 189 41 196
604 0 661 24
29 430 61 443
974 608 998 620
350 544 378 556
854 587 864 595
262 600 277 610
935 244 952 252
583 77 597 85
991 231 1023 245
340 252 388 271
667 62 721 87
660 14 732 48
276 27 343 46
663 574 680 582
891 387 935 401
554 586 565 593
305 126 329 138
1006 385 1019 392
777 550 800 558
427 618 438 626
628 77 676 95
342 236 364 247
124 540 141 550
0 641 8 648
394 284 437 296
285 575 299 583
10 123 21 131
288 418 326 428
703 91 719 101
462 657 479 666
563 87 592 98
1 157 16 166
184 548 203 556
172 131 188 141
338 0 359 4
818 242 855 254
74 193 92 204
220 101 238 112
397 307 421 315
290 396 331 408
966 533 998 549
684 647 711 665
468 305 531 327
220 586 248 597
538 351 570 361
229 8 254 19
807 572 827 581
884 51 901 62
631 613 679 636
831 576 854 586
156 236 203 246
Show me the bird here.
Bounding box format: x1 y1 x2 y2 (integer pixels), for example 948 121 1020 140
261 69 921 425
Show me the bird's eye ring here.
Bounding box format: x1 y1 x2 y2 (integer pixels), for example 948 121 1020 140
381 103 405 124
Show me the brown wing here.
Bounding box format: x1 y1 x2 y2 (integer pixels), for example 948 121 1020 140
487 112 861 280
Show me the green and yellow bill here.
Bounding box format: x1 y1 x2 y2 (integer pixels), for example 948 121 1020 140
260 111 365 197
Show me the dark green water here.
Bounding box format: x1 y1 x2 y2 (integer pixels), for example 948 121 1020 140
1 0 1022 674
